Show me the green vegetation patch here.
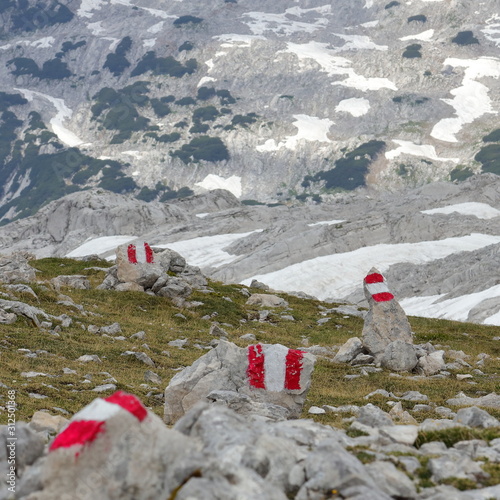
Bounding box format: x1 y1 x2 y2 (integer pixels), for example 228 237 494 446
450 166 474 182
482 129 500 143
385 1 400 8
171 136 229 163
103 36 132 77
173 15 203 26
403 44 422 58
10 0 73 32
0 91 28 112
475 144 500 175
131 51 197 78
452 31 479 45
415 427 500 449
301 140 386 192
408 15 427 23
7 57 72 79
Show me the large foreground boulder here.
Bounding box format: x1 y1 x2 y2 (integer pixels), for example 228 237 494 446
22 391 199 500
164 340 316 423
361 268 415 367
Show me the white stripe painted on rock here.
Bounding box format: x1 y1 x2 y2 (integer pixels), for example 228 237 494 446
263 344 288 392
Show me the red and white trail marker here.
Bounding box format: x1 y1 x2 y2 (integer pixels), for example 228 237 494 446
247 344 304 391
364 271 394 303
49 391 147 452
127 242 154 264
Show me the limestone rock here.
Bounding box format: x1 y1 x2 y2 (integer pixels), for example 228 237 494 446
0 252 37 283
246 294 288 308
29 411 69 434
447 392 500 410
380 340 418 372
115 242 162 289
416 350 446 376
154 248 186 274
164 340 315 424
333 337 363 363
156 277 192 299
454 406 500 428
365 461 417 499
361 268 413 361
23 392 199 500
50 275 90 291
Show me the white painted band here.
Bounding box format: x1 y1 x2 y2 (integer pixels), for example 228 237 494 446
263 344 288 392
366 282 390 296
72 398 122 422
135 243 147 263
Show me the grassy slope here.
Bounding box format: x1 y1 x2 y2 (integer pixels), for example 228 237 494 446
0 257 499 428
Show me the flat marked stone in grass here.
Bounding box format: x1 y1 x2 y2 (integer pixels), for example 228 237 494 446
246 293 289 308
93 383 117 392
308 406 326 415
21 371 48 378
77 354 102 363
121 351 155 366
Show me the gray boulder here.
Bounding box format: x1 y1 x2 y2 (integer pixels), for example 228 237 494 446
22 392 199 500
416 350 446 376
164 340 316 423
0 252 37 284
50 275 90 291
380 340 418 372
154 248 187 274
361 268 413 361
454 406 500 428
246 294 289 308
333 337 363 364
115 242 163 289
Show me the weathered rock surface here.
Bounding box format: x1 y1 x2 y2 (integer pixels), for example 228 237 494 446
362 268 414 361
164 340 316 423
0 253 37 284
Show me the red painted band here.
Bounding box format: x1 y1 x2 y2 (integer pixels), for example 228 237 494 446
105 391 148 422
365 273 384 284
50 420 105 451
285 349 303 390
372 292 394 302
127 244 138 264
144 243 154 264
247 344 265 389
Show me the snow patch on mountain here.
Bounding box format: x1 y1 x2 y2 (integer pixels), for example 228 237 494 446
282 42 397 92
431 57 500 143
335 98 370 117
242 7 329 36
156 231 264 268
400 30 435 42
422 202 500 219
241 233 500 301
256 114 333 152
215 34 266 48
307 220 345 227
195 175 242 198
0 37 55 50
66 236 137 258
483 15 500 46
14 89 84 147
385 140 459 163
332 34 388 51
400 284 500 325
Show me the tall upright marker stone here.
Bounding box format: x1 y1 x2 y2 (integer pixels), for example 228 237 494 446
362 268 415 368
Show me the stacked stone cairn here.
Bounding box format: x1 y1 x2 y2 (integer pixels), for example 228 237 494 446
334 268 445 375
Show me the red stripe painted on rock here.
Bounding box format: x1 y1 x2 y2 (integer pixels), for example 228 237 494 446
372 292 394 302
285 349 304 390
50 420 105 451
365 273 384 284
247 344 265 389
105 391 147 422
127 244 138 264
144 243 154 264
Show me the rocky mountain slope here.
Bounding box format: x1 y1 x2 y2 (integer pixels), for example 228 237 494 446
1 0 500 223
1 172 499 326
